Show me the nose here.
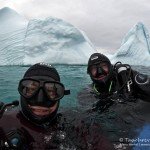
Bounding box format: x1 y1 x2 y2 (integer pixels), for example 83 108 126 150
36 88 45 105
35 88 55 107
98 67 103 74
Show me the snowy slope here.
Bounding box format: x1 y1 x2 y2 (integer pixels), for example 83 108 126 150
0 7 28 65
111 22 150 66
24 18 96 64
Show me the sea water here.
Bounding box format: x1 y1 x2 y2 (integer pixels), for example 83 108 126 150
0 65 149 150
0 65 91 106
0 65 149 105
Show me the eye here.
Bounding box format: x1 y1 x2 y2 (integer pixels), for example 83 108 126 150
44 82 65 100
46 87 57 99
20 80 39 97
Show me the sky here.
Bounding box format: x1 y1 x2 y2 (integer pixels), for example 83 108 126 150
0 0 150 53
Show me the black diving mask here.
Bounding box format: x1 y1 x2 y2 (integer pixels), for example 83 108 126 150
88 63 109 80
18 78 70 102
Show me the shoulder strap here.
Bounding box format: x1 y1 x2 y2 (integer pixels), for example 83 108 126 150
93 81 113 96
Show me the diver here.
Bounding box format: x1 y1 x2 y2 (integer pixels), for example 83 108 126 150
78 53 150 149
78 52 150 111
0 63 113 150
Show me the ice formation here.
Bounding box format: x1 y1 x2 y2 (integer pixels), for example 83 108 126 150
0 7 96 65
111 22 150 66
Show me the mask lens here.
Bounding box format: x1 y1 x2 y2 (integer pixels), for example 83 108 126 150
44 82 65 101
19 80 40 98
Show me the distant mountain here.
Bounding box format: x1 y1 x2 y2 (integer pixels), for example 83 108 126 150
111 22 150 66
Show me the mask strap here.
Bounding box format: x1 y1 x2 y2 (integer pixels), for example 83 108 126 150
64 90 70 95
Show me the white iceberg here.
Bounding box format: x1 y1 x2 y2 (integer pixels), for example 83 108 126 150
0 7 28 65
0 7 97 65
111 22 150 66
24 17 96 65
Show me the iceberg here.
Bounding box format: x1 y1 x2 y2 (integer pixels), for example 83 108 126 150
0 7 28 65
24 18 96 64
1 8 149 66
111 22 150 66
0 7 96 65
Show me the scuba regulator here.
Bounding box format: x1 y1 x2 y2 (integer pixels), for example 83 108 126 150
0 100 19 119
114 62 135 101
0 101 31 149
0 128 31 150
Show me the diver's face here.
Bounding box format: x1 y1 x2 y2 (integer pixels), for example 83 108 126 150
19 77 61 118
24 79 58 117
28 102 58 117
90 62 109 80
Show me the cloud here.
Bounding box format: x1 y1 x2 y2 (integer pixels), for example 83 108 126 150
1 0 150 52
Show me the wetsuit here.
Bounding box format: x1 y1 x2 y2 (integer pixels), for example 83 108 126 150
0 108 114 150
78 69 150 149
78 69 150 107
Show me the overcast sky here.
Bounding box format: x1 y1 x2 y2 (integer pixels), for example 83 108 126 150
1 0 150 53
